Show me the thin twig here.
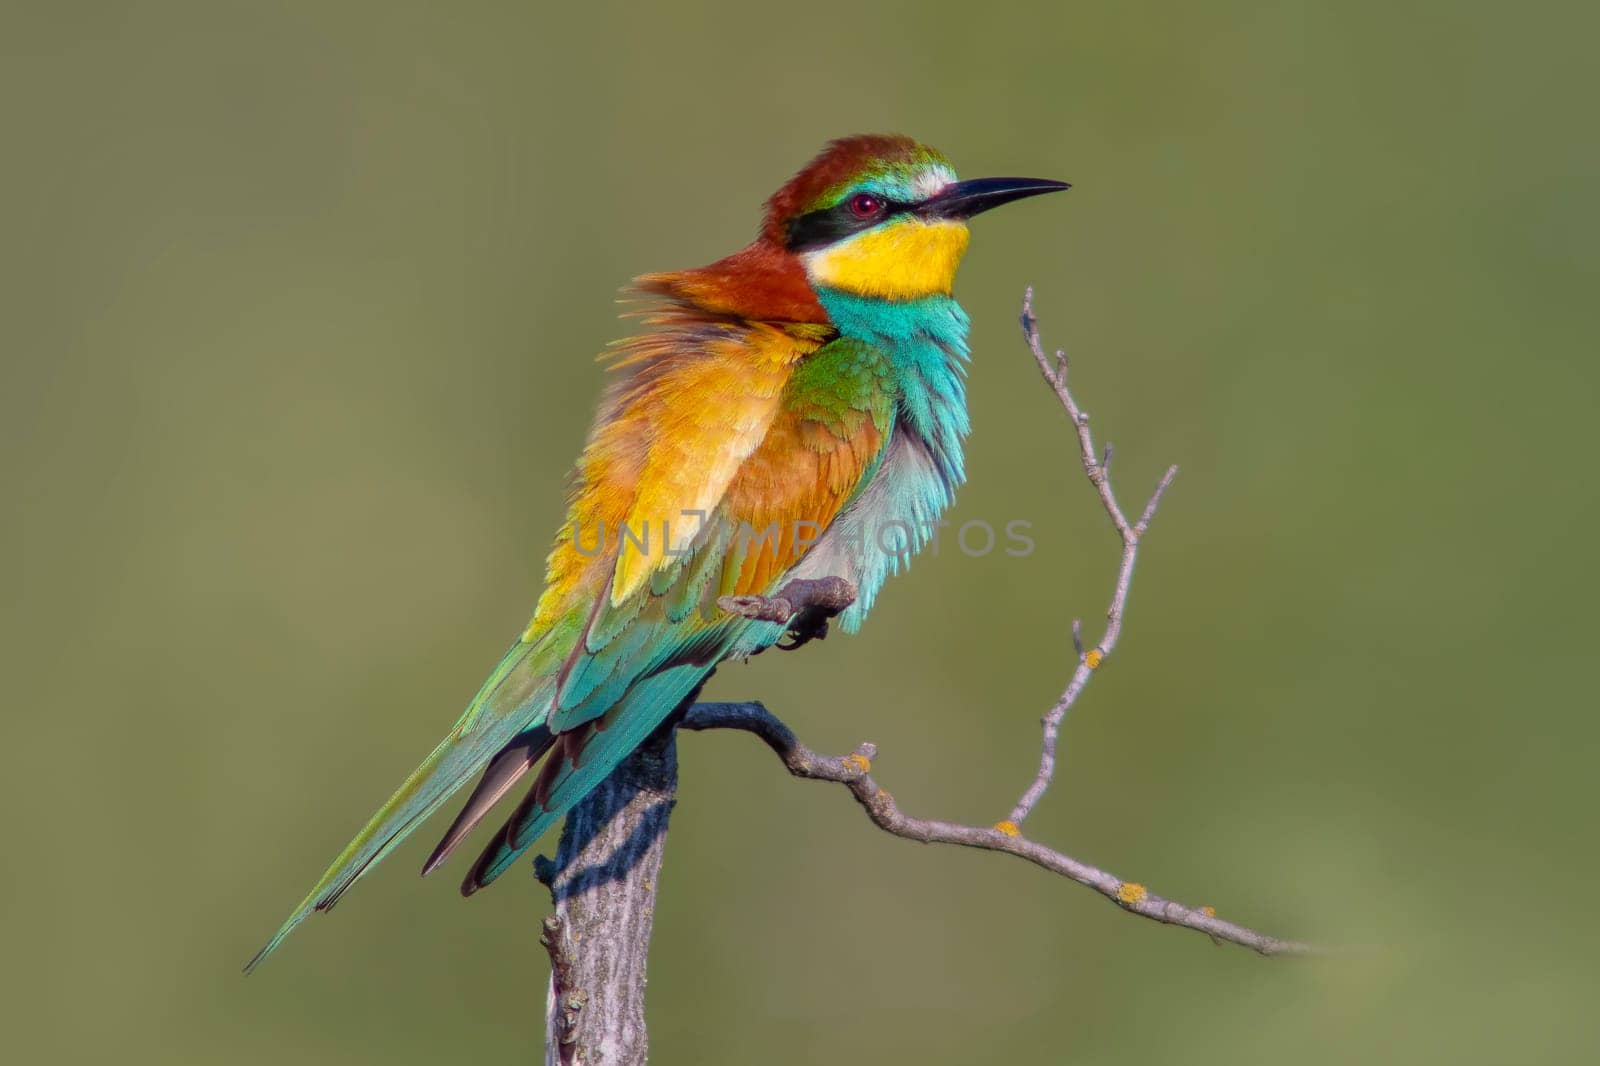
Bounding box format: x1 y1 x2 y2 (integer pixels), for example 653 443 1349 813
1008 287 1179 827
681 701 1311 957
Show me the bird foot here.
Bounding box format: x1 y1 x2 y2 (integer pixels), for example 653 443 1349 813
717 576 857 652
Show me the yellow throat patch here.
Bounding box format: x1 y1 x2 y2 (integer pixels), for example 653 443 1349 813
803 219 971 300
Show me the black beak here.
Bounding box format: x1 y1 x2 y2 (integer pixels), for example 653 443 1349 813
916 177 1070 221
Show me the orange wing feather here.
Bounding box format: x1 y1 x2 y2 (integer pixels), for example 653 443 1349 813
523 304 857 645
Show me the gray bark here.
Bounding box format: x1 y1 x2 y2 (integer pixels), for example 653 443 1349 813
535 727 678 1066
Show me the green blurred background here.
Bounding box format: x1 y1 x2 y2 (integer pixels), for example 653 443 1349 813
5 1 1597 1062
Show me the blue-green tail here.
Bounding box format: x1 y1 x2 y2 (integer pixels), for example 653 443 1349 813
461 663 708 894
244 639 559 973
244 642 719 972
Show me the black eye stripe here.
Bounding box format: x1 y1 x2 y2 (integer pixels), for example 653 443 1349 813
784 197 913 252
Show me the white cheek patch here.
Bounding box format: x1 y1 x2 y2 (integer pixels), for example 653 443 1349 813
911 164 958 201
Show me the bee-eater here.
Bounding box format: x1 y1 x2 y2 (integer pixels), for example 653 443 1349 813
248 134 1067 971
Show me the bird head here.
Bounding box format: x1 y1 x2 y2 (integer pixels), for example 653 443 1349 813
764 134 1068 302
637 134 1067 321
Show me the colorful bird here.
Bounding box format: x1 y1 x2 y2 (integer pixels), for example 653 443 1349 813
247 134 1067 971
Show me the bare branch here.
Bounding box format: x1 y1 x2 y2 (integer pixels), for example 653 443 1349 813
535 728 679 1066
539 915 584 1066
682 701 1312 957
1009 287 1179 827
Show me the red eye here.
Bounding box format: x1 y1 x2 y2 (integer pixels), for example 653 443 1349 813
848 193 883 218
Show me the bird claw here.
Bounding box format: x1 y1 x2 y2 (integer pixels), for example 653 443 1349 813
776 616 829 651
717 576 857 652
